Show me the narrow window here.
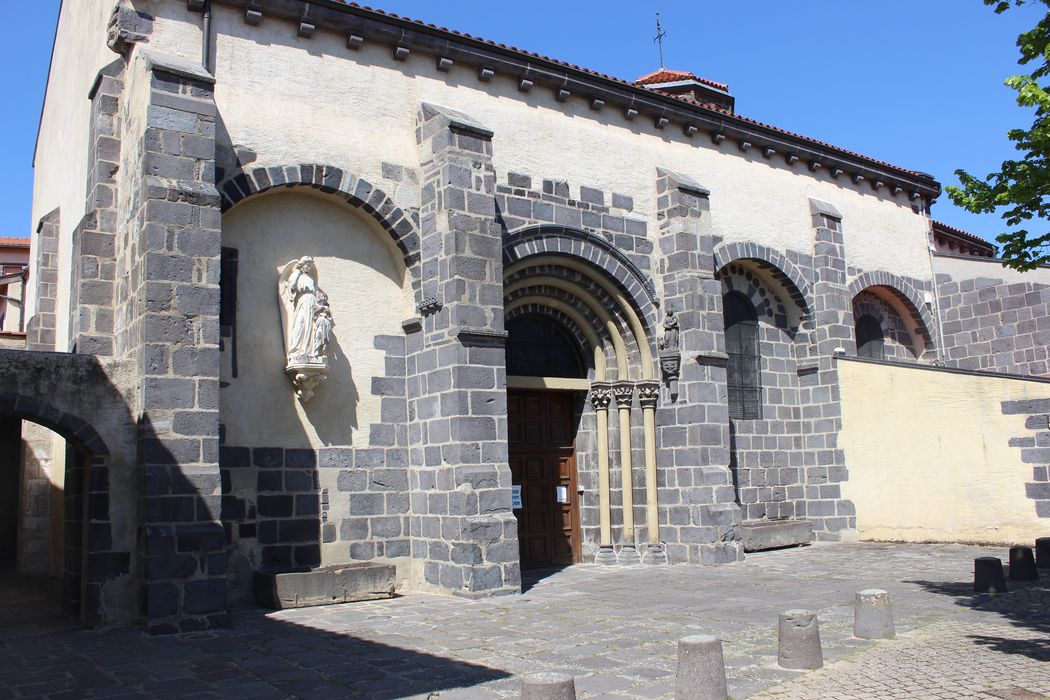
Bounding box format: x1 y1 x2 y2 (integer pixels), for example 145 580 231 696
723 291 761 419
855 314 885 360
220 247 239 377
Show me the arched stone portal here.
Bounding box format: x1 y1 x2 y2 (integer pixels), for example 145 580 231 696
0 349 137 626
503 236 661 567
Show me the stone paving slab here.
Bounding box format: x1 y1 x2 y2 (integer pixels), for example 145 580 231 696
0 542 1041 699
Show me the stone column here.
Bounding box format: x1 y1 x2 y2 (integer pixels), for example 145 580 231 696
121 50 225 633
410 103 518 596
653 168 742 565
612 381 638 563
589 382 616 565
637 380 664 564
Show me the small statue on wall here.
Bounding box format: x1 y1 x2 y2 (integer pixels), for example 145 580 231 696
658 307 682 401
659 308 680 352
279 256 335 402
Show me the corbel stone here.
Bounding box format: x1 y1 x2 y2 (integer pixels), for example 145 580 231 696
555 88 571 102
738 140 751 152
393 44 410 61
417 297 442 316
808 160 822 172
436 57 454 72
245 9 263 25
891 185 903 195
590 98 604 111
518 78 533 92
763 147 776 159
478 67 494 81
852 174 865 184
711 132 726 145
624 106 638 120
830 168 843 178
786 153 800 165
186 0 205 10
655 116 669 129
683 124 698 137
298 21 316 38
106 0 154 55
872 180 884 191
401 316 423 334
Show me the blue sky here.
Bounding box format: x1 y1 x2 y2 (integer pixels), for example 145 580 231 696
1 1 1042 245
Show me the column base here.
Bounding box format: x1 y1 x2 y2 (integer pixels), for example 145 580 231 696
594 547 618 566
617 545 641 566
641 544 667 565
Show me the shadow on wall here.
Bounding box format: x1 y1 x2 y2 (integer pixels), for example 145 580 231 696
905 576 1050 663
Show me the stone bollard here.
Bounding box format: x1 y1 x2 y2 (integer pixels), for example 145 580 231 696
521 672 576 700
853 589 895 639
1008 546 1039 581
1035 537 1050 569
675 634 728 700
778 609 823 670
973 556 1008 593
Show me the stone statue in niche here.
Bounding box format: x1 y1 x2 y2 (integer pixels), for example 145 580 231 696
658 307 682 401
279 256 335 402
659 308 680 352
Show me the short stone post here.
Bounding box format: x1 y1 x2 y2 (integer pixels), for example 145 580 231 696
1034 537 1050 569
521 673 576 699
853 589 894 639
778 610 823 670
675 634 728 700
973 556 1008 593
1008 546 1039 581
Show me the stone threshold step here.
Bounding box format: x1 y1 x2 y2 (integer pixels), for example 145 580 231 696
254 562 396 609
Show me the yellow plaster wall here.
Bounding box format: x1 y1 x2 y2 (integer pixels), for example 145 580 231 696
839 359 1049 545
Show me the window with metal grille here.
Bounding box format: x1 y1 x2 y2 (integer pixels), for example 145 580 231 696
855 314 885 360
723 291 761 419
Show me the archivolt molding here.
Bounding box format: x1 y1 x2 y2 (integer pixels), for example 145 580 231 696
219 163 421 274
847 270 935 349
713 241 813 317
503 225 659 324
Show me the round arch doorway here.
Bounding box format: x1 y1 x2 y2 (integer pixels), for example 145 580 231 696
506 315 587 569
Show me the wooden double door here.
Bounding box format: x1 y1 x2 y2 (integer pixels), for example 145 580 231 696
508 390 581 569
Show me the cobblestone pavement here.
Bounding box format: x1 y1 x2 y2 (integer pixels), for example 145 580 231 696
0 542 1045 699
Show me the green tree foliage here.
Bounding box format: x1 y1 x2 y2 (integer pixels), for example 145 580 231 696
946 0 1050 270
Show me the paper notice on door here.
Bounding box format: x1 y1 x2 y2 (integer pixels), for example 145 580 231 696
511 485 523 509
555 484 569 504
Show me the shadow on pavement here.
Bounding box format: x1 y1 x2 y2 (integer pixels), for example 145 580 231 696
905 574 1050 663
521 564 571 593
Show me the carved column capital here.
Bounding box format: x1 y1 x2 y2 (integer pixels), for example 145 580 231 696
611 381 635 409
589 382 613 411
636 381 661 410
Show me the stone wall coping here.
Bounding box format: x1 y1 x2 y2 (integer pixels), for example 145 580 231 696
808 197 842 221
136 47 216 85
420 102 493 139
836 355 1050 385
656 167 710 198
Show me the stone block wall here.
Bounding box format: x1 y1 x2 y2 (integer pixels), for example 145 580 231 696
70 58 126 357
937 270 1050 376
1003 397 1050 518
25 209 60 352
116 51 226 634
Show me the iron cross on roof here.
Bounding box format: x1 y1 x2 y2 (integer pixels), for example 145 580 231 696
653 12 667 69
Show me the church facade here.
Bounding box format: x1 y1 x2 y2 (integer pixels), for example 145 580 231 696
14 0 1049 633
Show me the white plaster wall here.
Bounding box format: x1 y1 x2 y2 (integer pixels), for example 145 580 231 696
132 7 933 283
220 189 411 449
839 359 1049 545
31 0 117 340
934 254 1050 286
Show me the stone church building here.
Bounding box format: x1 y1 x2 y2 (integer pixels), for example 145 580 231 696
6 0 1048 633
